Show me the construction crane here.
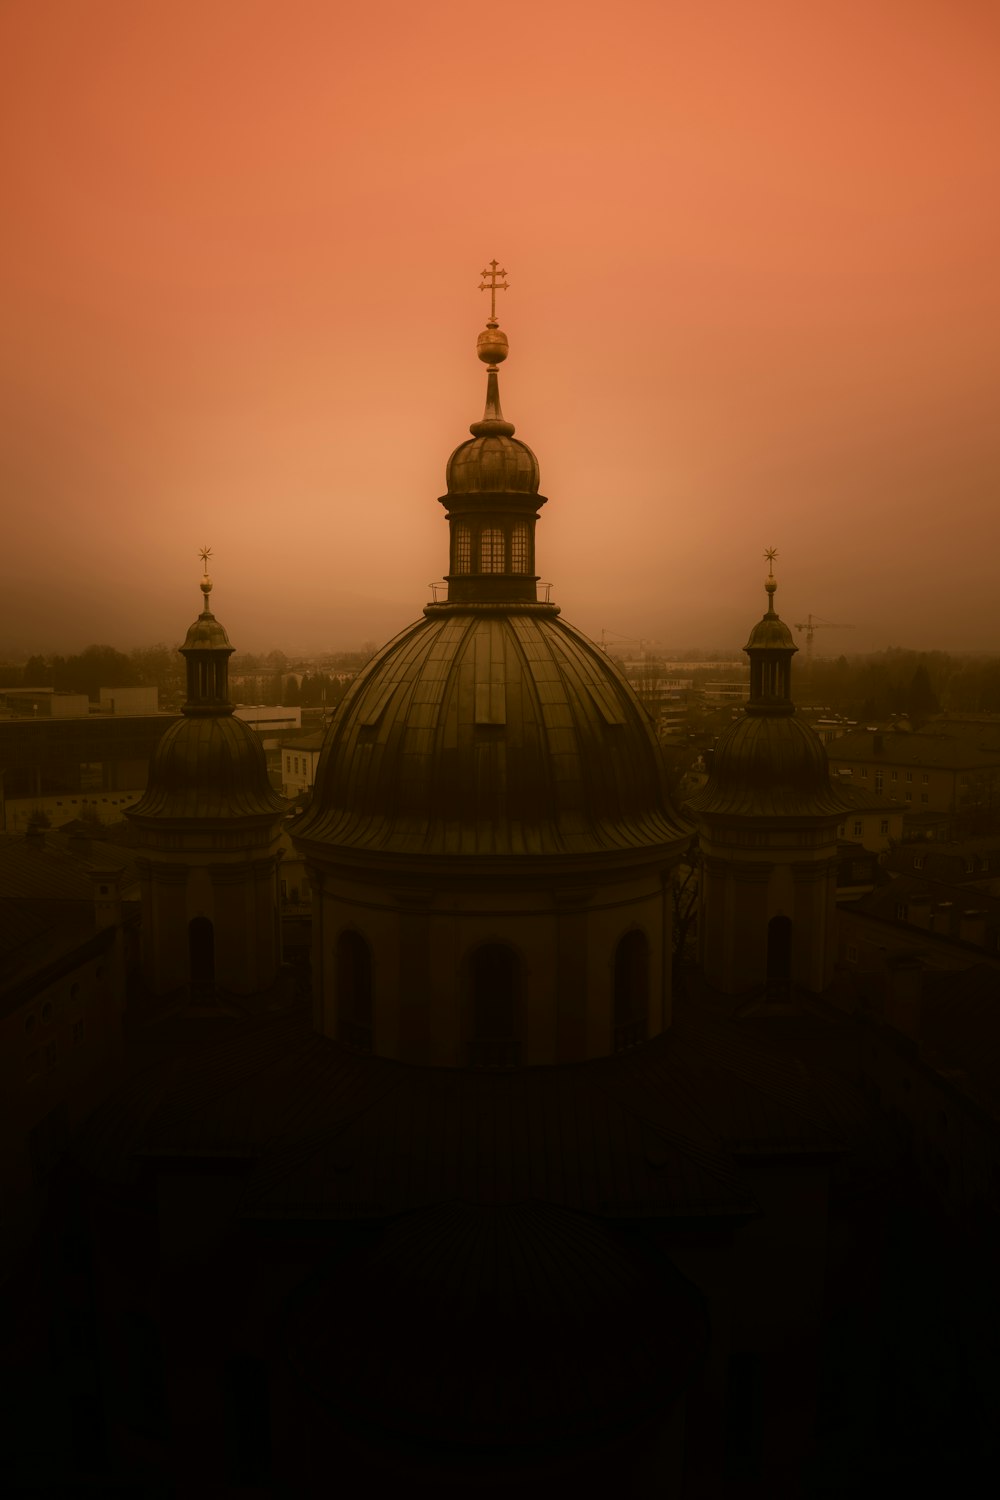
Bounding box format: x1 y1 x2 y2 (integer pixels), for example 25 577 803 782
793 614 853 677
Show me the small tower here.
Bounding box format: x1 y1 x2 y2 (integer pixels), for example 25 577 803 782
127 552 286 1004
687 554 852 999
440 260 546 606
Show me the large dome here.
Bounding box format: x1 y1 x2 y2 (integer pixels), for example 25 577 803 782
294 605 684 860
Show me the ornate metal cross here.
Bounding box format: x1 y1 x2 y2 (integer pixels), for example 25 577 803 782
199 546 213 568
479 259 509 321
764 547 778 569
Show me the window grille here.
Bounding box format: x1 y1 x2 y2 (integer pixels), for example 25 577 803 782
454 523 471 574
480 528 505 572
510 522 529 573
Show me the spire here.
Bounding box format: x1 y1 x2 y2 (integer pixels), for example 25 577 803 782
471 261 515 437
434 262 548 609
743 548 798 715
763 547 779 613
179 547 235 716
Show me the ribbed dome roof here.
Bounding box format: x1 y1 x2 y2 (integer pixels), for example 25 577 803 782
688 712 848 819
745 613 796 651
129 714 285 822
294 607 685 860
180 611 233 651
446 431 540 494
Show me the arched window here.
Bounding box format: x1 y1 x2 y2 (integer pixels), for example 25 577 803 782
613 930 649 1051
336 931 373 1053
189 916 215 998
766 915 792 996
468 943 520 1067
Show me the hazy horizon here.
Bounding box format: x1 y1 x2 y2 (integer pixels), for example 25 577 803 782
2 1 998 659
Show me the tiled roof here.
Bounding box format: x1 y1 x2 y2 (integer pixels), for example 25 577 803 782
922 966 1000 1100
73 997 876 1226
833 782 903 813
278 730 327 751
0 832 135 1004
0 833 130 901
859 872 1000 933
283 1198 709 1453
884 840 1000 882
828 731 1000 770
0 899 99 1001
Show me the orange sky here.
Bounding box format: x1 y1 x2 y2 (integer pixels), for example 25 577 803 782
1 0 998 657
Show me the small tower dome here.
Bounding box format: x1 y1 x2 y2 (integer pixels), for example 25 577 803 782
687 554 853 997
690 556 845 818
127 552 285 1001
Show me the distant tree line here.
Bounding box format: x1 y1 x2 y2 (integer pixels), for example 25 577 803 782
2 642 376 709
11 643 996 722
800 649 1000 723
14 644 184 703
614 648 1000 725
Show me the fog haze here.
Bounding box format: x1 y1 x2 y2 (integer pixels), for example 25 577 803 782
1 0 997 657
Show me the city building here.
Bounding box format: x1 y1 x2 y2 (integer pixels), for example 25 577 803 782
0 711 176 833
827 728 1000 817
0 826 135 1198
834 780 906 852
279 729 325 798
97 686 159 716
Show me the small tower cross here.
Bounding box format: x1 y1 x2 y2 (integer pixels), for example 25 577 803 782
764 547 778 573
479 259 509 322
199 545 213 569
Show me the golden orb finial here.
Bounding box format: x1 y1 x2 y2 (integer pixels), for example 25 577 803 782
199 545 214 605
763 548 778 610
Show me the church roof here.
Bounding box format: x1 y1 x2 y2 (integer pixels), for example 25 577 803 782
129 713 285 823
688 712 850 819
292 273 685 865
293 609 686 860
827 729 1000 770
128 555 285 826
689 559 853 820
71 993 867 1223
283 1198 709 1457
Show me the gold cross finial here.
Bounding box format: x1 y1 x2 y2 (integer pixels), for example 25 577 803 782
764 547 778 571
199 545 213 569
479 259 509 323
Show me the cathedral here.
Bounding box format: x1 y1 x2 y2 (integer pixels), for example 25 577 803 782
3 271 995 1497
